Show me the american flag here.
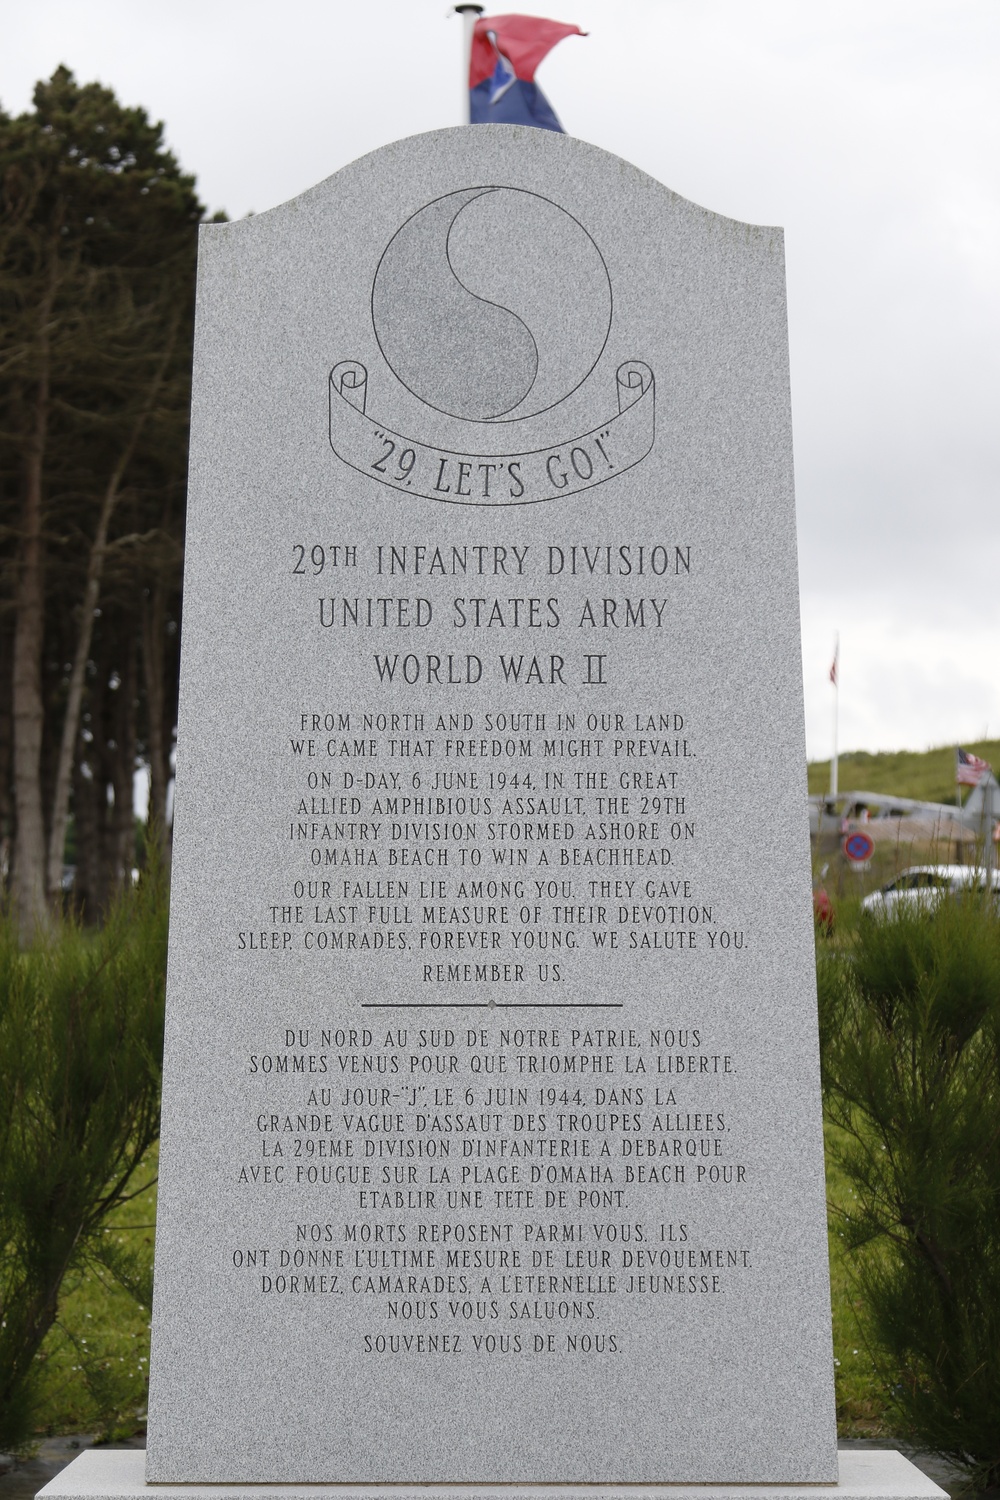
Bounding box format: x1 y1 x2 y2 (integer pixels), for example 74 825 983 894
957 747 990 786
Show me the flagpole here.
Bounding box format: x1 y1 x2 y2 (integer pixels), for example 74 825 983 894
454 4 484 124
830 632 839 799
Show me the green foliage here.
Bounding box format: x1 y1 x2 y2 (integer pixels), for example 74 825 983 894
808 740 1000 804
1 67 207 922
0 868 167 1452
826 1133 892 1433
13 1145 157 1442
818 897 1000 1486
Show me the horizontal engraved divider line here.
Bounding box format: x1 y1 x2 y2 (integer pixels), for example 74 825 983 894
360 1002 624 1009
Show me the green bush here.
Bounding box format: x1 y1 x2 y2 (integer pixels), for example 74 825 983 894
0 868 166 1452
818 895 1000 1488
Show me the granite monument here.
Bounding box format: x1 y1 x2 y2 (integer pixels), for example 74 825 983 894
40 125 946 1500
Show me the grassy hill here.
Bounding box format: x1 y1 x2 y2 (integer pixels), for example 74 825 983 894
807 739 1000 805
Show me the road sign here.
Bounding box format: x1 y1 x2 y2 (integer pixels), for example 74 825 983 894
843 831 875 864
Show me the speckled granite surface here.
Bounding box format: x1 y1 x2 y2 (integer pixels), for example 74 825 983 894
149 124 832 1483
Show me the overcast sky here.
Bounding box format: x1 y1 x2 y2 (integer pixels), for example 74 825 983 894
4 0 998 763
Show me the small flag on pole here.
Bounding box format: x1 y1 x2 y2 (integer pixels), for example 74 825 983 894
957 747 990 786
469 14 585 132
828 633 840 798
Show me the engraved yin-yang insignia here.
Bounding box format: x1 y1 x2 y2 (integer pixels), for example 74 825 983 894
371 186 612 423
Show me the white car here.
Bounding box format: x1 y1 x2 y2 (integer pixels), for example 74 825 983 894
861 864 1000 916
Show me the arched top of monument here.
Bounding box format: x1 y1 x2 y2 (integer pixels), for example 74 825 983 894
191 120 788 462
200 124 784 251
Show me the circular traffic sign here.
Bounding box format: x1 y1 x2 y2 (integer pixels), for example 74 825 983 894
843 831 875 863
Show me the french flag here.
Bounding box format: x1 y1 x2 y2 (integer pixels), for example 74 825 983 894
469 13 585 133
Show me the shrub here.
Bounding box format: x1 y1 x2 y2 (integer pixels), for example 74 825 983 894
818 894 1000 1488
0 867 166 1452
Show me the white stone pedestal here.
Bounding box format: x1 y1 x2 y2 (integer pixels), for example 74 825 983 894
37 1449 948 1500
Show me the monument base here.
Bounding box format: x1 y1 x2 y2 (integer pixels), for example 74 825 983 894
38 1449 947 1500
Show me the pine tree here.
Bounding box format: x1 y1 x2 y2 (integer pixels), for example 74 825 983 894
819 898 1000 1489
0 68 205 935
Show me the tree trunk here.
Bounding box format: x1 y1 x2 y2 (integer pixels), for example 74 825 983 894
12 269 56 943
0 611 14 900
45 320 178 901
71 755 100 921
141 574 170 842
110 637 138 893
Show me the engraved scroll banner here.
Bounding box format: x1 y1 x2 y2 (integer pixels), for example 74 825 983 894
328 360 654 507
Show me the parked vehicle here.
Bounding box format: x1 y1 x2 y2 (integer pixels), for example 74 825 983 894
861 864 1000 916
809 770 1000 839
